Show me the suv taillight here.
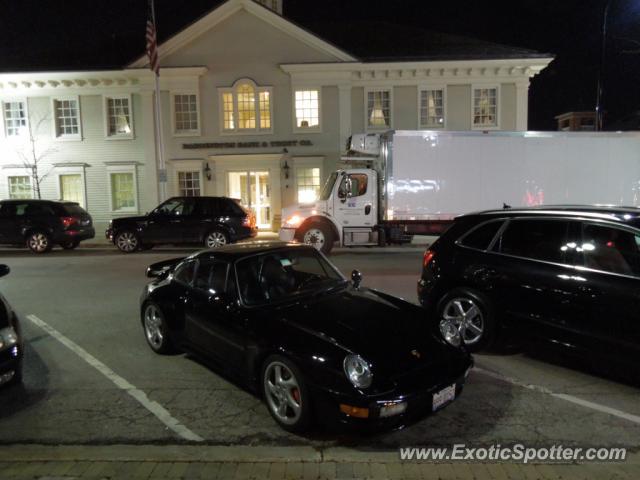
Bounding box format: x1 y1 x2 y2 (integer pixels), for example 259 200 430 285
423 249 435 268
60 216 78 228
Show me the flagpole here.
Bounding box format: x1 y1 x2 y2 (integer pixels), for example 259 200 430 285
150 0 167 202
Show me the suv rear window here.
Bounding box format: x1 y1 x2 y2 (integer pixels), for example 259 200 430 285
219 199 245 215
458 220 504 250
24 202 55 216
61 204 86 216
495 219 569 263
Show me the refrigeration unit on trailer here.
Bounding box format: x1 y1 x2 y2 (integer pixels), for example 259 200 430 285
279 130 640 253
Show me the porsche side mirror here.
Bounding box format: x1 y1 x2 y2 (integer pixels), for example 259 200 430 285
146 266 166 278
0 265 9 278
351 269 362 290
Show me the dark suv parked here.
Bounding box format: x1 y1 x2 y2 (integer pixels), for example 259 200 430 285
106 196 257 253
418 206 640 365
0 200 95 253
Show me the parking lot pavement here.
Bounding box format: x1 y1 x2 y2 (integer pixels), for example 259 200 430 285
0 247 638 476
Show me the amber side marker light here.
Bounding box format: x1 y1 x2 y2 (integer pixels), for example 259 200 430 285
339 404 370 418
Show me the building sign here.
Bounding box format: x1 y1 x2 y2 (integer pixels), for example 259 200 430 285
183 140 313 150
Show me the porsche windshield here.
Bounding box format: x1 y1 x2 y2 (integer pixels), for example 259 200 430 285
235 249 344 306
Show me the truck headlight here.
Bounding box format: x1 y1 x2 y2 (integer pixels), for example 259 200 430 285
0 327 18 351
284 215 304 228
439 320 461 347
344 354 373 389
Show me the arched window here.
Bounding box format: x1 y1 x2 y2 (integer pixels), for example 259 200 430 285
219 79 273 133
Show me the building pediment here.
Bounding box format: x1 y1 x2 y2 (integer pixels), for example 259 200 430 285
128 0 356 69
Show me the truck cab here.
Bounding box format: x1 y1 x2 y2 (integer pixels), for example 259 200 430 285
279 168 379 253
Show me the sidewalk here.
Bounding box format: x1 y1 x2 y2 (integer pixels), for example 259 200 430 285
82 232 434 252
0 445 637 479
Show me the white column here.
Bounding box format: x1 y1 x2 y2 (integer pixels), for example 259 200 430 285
338 84 352 152
515 81 530 131
139 91 160 207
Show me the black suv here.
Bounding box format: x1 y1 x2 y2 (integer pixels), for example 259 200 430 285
0 264 22 386
0 200 95 253
106 196 257 253
418 206 640 364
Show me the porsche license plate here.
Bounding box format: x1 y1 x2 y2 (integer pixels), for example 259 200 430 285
432 384 456 411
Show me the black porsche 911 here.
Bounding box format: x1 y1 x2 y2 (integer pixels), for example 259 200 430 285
140 243 472 432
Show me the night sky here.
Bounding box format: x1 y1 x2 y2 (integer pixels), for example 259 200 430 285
1 0 639 130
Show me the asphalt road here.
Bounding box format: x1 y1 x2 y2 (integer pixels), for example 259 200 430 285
0 245 639 452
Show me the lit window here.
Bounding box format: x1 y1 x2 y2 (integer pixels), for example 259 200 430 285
294 90 320 129
222 93 235 130
54 98 80 138
173 94 199 134
220 80 273 133
296 167 321 204
8 176 31 199
473 87 498 128
105 96 133 137
259 91 271 129
367 90 391 128
3 101 27 137
237 84 256 129
178 171 201 197
419 89 445 128
110 172 136 211
59 174 84 206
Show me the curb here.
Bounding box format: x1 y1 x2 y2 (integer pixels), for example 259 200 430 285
0 445 637 465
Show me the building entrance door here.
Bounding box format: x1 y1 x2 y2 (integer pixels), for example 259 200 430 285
227 171 271 229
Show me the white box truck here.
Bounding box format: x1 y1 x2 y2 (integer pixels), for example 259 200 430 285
279 130 640 253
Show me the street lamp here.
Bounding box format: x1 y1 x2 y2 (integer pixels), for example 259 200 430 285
595 0 612 131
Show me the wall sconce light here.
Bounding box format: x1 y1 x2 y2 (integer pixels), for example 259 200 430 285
204 162 212 181
282 148 290 179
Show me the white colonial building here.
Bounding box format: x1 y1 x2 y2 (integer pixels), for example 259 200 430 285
0 0 552 233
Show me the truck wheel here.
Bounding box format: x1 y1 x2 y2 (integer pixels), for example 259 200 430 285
301 222 334 254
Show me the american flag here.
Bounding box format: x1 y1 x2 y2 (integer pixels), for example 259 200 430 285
146 1 159 75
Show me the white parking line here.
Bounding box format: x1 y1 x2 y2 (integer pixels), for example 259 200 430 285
26 314 204 442
475 366 640 426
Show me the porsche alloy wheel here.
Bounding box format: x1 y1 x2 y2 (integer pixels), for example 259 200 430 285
262 356 311 432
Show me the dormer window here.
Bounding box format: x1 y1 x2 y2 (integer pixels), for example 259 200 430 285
219 79 273 134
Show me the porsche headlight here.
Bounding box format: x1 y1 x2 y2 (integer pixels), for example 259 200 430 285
0 327 18 351
343 354 373 389
439 319 461 347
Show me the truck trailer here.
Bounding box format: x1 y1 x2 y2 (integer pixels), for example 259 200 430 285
279 130 640 254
